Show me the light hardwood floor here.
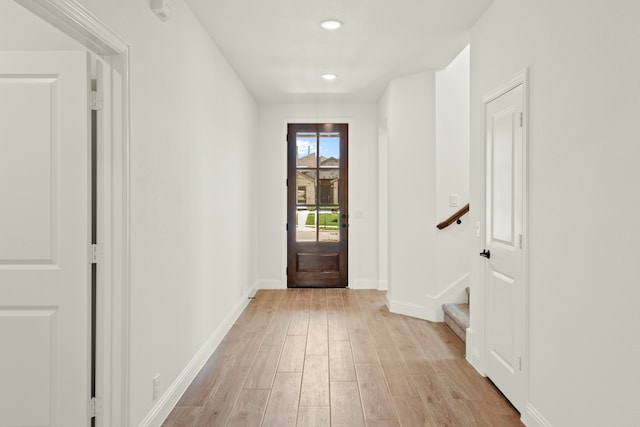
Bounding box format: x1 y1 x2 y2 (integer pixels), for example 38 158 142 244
162 289 523 426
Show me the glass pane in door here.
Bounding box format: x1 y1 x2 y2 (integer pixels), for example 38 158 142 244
318 169 339 205
319 132 340 168
297 132 317 168
318 206 340 242
296 207 317 242
296 170 316 206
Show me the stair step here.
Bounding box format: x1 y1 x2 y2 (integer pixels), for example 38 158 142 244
443 302 469 343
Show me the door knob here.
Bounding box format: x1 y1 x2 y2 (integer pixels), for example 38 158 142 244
479 249 491 259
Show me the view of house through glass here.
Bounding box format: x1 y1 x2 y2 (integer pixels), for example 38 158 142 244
296 131 341 242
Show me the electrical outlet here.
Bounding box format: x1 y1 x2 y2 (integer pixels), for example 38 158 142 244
153 374 160 400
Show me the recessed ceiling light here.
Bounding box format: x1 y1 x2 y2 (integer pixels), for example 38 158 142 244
320 19 342 30
322 73 338 81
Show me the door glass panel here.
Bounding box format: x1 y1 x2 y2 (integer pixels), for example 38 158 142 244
296 170 316 206
318 170 339 205
296 207 317 242
319 206 340 242
297 132 317 168
491 111 514 243
319 132 340 168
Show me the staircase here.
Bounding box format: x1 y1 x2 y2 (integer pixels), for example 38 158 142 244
443 287 470 343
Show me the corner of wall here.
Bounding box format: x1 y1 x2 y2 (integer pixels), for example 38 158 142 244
424 272 470 322
387 298 428 321
465 327 483 373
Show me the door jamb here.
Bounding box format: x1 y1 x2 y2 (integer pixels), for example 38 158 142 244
480 67 529 413
14 0 131 425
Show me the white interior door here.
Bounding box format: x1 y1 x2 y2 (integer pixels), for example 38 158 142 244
0 51 91 426
483 82 525 411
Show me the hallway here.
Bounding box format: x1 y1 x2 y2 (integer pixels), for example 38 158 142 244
163 289 522 426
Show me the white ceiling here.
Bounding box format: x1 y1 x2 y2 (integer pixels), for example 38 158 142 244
184 0 493 104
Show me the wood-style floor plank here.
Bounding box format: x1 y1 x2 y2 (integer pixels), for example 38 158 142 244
162 406 202 427
261 372 302 427
354 362 397 422
278 334 306 373
299 355 329 407
226 389 270 427
330 381 366 427
329 339 356 382
243 344 281 389
297 406 330 427
163 289 524 427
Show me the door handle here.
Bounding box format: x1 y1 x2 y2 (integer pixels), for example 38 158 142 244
479 249 491 259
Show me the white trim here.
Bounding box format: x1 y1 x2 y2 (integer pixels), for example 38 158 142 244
139 285 255 427
465 328 483 374
522 404 553 427
386 299 427 320
14 1 132 425
424 272 470 322
349 279 379 290
281 117 354 288
480 67 529 414
377 279 388 291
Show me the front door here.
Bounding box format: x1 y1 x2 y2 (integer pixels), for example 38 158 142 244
483 79 526 411
0 51 91 426
287 123 348 287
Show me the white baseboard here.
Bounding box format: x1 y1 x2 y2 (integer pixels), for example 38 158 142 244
349 279 379 290
377 279 388 291
465 328 483 375
424 273 470 322
138 283 257 427
387 298 428 320
522 403 553 427
256 279 284 289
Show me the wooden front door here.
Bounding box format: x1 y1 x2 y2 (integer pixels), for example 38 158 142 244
287 123 348 287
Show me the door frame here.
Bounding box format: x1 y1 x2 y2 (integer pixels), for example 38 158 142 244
281 118 353 288
480 68 529 413
15 0 131 425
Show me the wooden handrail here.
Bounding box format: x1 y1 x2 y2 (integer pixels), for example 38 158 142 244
436 204 470 230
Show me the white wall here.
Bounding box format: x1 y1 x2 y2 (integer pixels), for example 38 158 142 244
469 1 640 426
256 104 379 289
379 72 438 319
69 0 258 425
434 46 473 316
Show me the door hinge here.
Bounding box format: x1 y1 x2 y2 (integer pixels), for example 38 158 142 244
286 178 288 187
518 234 523 249
286 267 288 275
519 356 522 371
89 244 102 264
90 90 104 111
519 112 524 127
90 396 103 418
286 223 288 231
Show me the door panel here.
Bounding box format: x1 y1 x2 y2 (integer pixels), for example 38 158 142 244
484 83 524 410
0 51 90 426
288 123 348 287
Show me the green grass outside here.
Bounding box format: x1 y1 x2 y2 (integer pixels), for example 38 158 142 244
298 212 340 229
